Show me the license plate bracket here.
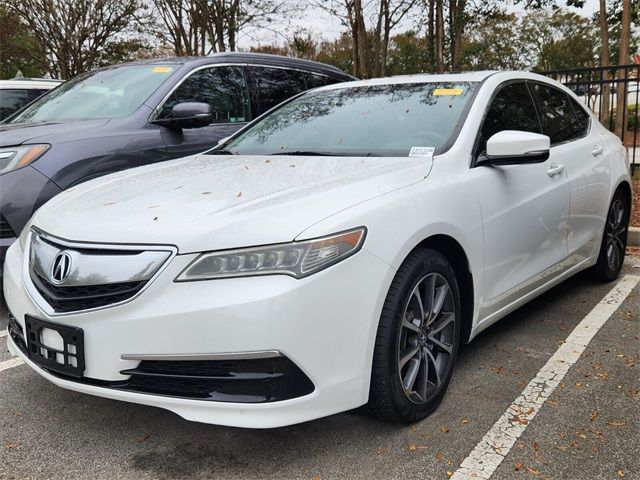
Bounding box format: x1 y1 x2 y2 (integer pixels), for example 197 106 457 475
25 315 85 378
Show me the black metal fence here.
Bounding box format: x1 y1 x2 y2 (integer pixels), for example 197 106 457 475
541 64 639 175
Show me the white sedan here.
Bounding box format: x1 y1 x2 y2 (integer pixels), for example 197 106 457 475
3 71 632 428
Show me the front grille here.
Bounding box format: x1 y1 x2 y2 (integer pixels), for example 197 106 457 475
0 215 15 239
29 268 146 313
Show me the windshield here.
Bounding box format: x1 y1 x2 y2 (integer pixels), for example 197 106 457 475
219 81 477 157
8 65 177 124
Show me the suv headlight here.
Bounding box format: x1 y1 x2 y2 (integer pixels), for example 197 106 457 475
176 227 366 281
0 144 50 174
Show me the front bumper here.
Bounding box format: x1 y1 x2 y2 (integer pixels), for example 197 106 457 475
3 236 394 428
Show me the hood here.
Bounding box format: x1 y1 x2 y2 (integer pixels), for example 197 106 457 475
0 119 110 147
32 153 430 253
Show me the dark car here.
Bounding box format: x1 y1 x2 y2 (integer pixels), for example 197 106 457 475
0 53 354 268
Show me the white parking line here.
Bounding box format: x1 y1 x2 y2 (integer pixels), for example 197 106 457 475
0 329 7 338
0 357 24 373
451 274 640 480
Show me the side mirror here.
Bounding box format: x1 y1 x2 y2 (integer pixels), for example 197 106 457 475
477 130 550 166
152 102 213 129
216 136 231 147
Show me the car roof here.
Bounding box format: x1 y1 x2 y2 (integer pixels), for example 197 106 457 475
105 52 356 80
0 78 62 89
315 71 498 92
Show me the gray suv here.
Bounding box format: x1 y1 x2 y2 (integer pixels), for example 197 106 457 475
0 53 355 269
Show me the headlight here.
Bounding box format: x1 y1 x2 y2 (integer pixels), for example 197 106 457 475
0 144 50 174
176 227 366 281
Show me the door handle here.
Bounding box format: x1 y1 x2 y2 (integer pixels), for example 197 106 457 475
547 163 565 177
592 144 604 157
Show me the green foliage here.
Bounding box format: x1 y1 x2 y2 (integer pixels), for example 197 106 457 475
0 5 47 79
386 32 430 75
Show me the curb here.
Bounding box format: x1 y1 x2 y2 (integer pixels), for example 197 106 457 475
629 226 640 247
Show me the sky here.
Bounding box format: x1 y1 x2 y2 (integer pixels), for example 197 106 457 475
237 0 602 49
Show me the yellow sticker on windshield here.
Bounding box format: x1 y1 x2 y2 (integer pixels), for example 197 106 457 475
152 66 173 73
433 88 464 96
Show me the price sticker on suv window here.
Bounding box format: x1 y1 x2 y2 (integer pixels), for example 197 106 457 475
433 88 464 96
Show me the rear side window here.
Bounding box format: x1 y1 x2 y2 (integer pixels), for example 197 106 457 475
158 66 249 124
305 72 340 89
478 82 542 154
246 67 308 114
533 84 585 145
0 89 29 119
571 99 590 137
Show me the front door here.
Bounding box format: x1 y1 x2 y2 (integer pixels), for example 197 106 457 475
472 82 571 320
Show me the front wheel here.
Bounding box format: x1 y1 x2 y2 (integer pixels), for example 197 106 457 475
367 248 461 423
592 191 630 282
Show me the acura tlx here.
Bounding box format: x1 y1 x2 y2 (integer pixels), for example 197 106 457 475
3 71 631 428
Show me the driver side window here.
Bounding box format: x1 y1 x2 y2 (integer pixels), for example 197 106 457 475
478 82 542 155
157 66 250 124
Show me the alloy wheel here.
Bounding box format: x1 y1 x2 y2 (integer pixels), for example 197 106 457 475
397 272 456 405
605 198 627 272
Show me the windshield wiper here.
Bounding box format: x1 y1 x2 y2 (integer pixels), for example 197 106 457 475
207 149 237 155
270 150 338 156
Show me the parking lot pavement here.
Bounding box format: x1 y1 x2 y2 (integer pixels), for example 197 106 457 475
1 257 639 480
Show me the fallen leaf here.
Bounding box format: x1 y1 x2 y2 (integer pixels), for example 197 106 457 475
440 426 450 433
516 442 525 449
461 419 469 425
618 469 625 478
589 410 600 422
408 444 417 452
524 465 541 476
557 444 569 451
545 400 559 407
153 216 158 221
312 475 321 480
446 471 454 477
606 421 626 427
515 463 523 471
236 192 242 197
4 441 20 449
435 451 444 462
533 441 540 452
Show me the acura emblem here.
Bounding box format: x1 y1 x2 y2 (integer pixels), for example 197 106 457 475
50 251 72 284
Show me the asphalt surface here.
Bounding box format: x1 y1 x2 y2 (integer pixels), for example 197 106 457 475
1 256 639 480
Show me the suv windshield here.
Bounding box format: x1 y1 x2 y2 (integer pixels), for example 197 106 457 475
8 65 177 124
219 81 477 157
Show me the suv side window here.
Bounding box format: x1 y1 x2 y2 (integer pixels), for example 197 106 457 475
246 66 308 114
478 82 542 154
304 72 339 89
533 84 584 145
158 66 249 123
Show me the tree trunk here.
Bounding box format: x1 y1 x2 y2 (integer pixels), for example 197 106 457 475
354 0 367 78
427 0 435 71
615 0 631 137
598 0 611 128
435 0 444 73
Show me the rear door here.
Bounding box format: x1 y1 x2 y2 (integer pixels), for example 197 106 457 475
472 81 571 319
157 65 251 158
531 83 610 264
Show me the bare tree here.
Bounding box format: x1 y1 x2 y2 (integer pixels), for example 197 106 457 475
6 0 146 79
151 0 208 56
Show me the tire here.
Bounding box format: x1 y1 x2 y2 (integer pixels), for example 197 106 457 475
367 248 461 423
591 190 630 282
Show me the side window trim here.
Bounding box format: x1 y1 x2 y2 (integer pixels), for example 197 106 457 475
471 79 543 165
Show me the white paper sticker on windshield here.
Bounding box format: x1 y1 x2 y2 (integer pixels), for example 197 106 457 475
409 147 435 158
